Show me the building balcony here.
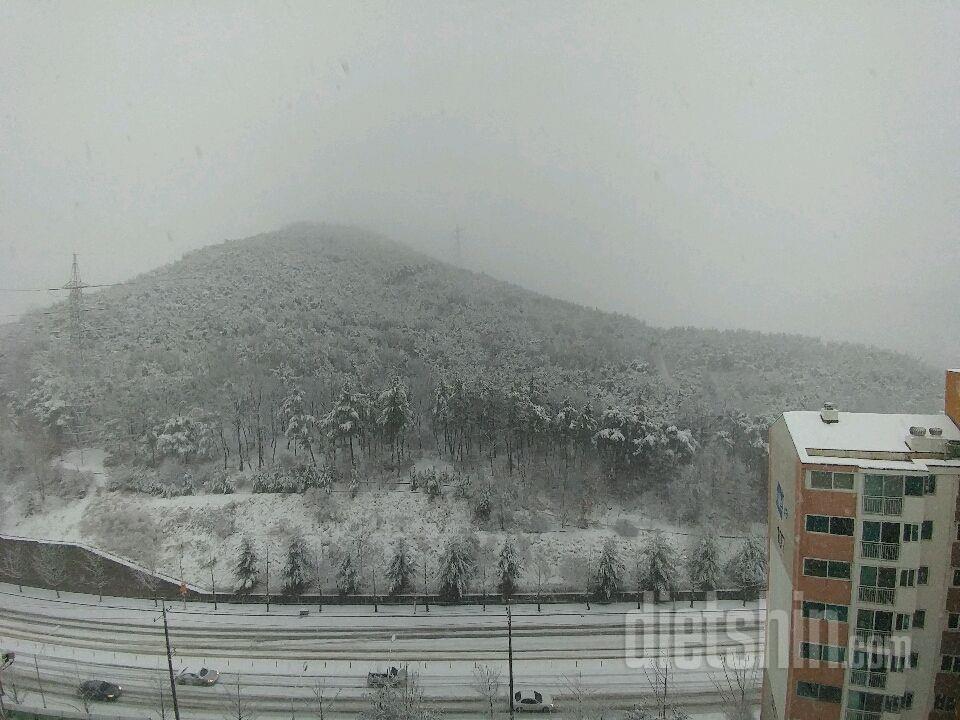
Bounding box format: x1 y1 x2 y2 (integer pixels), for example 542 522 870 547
855 628 891 647
849 669 887 689
858 586 895 605
845 710 882 720
860 541 900 561
862 496 902 516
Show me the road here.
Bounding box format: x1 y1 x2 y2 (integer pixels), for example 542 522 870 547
0 584 764 719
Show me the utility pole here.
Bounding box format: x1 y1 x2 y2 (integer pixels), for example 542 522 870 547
507 603 514 720
161 606 182 720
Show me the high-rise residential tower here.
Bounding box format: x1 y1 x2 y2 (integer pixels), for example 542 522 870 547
762 370 960 720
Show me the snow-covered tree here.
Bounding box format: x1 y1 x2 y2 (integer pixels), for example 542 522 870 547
438 536 474 602
496 536 522 600
386 538 417 597
234 537 260 593
687 533 724 605
282 536 309 596
336 552 360 596
154 414 217 462
640 532 678 603
321 387 363 466
729 536 766 605
377 379 411 471
592 538 624 602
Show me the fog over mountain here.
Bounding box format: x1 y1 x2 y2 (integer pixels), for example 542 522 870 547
1 2 958 366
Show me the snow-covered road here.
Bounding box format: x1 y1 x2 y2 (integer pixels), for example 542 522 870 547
0 584 764 719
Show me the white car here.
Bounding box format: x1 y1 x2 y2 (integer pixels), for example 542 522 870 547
175 667 220 686
513 689 554 712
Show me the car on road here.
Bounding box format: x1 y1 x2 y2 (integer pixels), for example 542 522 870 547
513 689 554 712
78 680 123 701
175 667 221 686
367 666 407 688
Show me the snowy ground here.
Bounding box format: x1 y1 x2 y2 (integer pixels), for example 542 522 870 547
0 583 763 720
0 449 764 593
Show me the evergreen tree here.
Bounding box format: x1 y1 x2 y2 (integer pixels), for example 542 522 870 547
234 536 260 593
640 532 678 602
438 536 474 602
378 379 411 471
730 535 767 606
281 536 309 596
386 538 417 596
336 552 360 596
496 536 522 600
687 532 724 604
592 537 624 602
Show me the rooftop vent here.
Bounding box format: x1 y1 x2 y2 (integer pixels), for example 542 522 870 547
929 427 943 437
907 425 947 454
820 403 839 424
909 426 927 437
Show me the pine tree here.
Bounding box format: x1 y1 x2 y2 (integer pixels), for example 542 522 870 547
336 552 360 596
234 536 260 593
730 535 766 606
640 532 678 603
496 537 522 600
592 537 624 602
687 533 724 605
282 536 309 596
438 536 474 603
386 538 417 596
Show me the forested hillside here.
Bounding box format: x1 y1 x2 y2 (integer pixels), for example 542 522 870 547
0 223 943 528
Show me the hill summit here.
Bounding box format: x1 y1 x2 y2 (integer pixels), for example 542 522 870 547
2 223 941 455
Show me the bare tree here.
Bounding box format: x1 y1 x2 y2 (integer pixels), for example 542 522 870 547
34 544 68 598
0 545 25 592
642 659 689 720
471 664 501 720
710 651 760 720
84 552 109 601
560 670 601 720
223 675 256 720
311 678 341 720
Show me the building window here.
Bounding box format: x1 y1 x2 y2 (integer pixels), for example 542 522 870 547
860 565 896 588
921 520 933 540
942 656 960 673
895 613 911 631
918 566 929 585
863 521 900 544
776 527 784 549
857 609 893 633
800 642 846 663
949 613 959 630
805 514 854 536
925 475 937 494
903 691 914 710
848 690 884 713
909 651 919 668
899 569 916 587
810 471 854 491
803 601 848 623
804 557 851 579
902 523 918 542
914 610 926 628
796 681 842 704
905 476 924 496
953 568 960 587
864 474 904 498
934 695 957 712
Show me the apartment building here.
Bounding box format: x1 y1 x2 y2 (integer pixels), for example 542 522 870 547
761 369 960 720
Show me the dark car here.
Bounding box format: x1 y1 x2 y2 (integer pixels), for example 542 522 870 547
78 680 123 701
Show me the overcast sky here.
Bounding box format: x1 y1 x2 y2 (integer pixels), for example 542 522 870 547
1 1 957 366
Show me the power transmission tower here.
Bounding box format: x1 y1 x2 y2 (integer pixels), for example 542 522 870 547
64 252 88 369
